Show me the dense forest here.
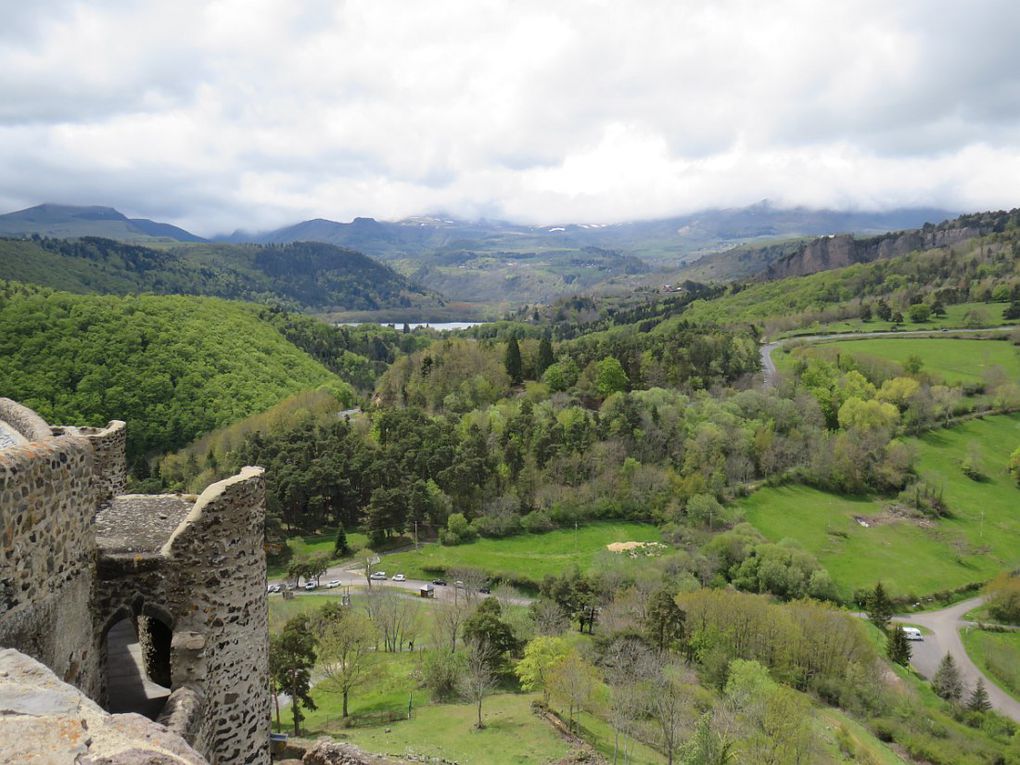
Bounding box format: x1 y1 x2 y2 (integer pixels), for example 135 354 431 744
0 283 352 460
0 236 441 312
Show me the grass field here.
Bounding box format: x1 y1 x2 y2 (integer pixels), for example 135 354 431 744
267 529 372 578
379 522 662 586
960 628 1020 702
774 301 1018 339
775 336 1020 385
742 414 1020 599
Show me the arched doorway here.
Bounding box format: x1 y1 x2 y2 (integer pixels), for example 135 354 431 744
103 610 172 719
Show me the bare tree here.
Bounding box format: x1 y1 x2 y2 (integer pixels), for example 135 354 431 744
433 586 474 652
317 608 377 718
362 549 378 589
548 652 602 735
365 589 421 652
461 637 497 729
637 657 692 765
531 598 569 637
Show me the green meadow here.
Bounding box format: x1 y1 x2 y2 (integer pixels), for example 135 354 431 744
379 522 662 586
742 414 1020 599
775 336 1020 385
960 628 1020 701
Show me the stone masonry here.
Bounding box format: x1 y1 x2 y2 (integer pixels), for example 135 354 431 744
0 398 270 765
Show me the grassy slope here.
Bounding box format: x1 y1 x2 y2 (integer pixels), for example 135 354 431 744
742 414 1020 599
380 522 662 585
960 628 1020 701
775 337 1020 385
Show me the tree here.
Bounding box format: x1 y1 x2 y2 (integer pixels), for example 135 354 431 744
644 589 686 653
334 523 351 558
596 356 630 397
316 604 376 718
968 678 991 713
678 712 734 765
866 582 893 631
933 653 963 702
461 637 497 729
985 571 1020 624
515 636 572 706
887 626 912 666
537 334 555 376
270 615 317 735
462 598 519 666
859 303 872 322
362 549 378 588
908 303 931 323
641 659 691 765
549 652 602 735
875 300 892 321
1008 446 1020 487
505 336 523 385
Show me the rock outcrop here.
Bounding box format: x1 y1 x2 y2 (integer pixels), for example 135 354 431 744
0 648 207 764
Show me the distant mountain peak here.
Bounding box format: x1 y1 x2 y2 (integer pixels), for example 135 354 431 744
0 203 203 242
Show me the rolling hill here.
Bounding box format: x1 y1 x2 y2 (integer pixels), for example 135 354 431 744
0 236 444 314
0 204 205 242
0 285 354 460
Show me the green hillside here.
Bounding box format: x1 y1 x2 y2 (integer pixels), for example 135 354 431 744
0 285 352 459
741 413 1020 599
0 236 442 313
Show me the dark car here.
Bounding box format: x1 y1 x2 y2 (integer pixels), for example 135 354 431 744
432 578 447 586
479 586 491 594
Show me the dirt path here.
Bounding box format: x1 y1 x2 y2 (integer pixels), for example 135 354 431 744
893 597 1020 721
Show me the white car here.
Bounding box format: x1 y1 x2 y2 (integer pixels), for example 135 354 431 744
326 579 342 589
304 581 317 590
370 571 387 580
392 574 406 582
267 584 281 593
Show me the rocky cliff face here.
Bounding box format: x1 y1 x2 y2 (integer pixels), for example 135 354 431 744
763 226 981 281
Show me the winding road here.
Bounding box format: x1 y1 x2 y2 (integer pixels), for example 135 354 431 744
894 598 1020 721
760 326 1018 388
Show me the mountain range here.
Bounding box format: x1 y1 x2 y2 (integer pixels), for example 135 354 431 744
0 204 205 242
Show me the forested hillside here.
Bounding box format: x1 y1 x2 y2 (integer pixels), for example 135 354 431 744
679 223 1020 335
0 283 353 461
0 236 441 313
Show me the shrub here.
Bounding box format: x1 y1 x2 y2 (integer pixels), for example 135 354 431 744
521 510 557 533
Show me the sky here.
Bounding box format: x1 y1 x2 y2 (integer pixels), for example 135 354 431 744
1 0 1019 235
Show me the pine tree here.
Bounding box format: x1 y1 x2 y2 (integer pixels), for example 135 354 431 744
537 334 555 376
887 626 912 666
932 653 963 702
334 523 351 558
867 582 893 630
505 336 523 384
968 678 991 712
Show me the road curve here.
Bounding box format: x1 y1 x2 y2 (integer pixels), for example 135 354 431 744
760 326 1018 388
893 598 1020 721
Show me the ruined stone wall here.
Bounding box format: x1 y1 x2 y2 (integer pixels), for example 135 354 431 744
163 467 270 765
0 397 52 441
58 420 127 505
94 468 271 765
0 431 101 698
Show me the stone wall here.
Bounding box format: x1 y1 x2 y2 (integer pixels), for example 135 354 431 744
95 467 271 765
58 420 128 505
0 430 101 698
0 397 52 441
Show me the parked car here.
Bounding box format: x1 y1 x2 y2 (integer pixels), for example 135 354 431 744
432 578 447 586
479 586 491 594
284 582 295 591
267 584 281 593
370 571 387 580
392 574 406 582
304 581 317 590
326 579 341 589
901 627 923 641
454 580 465 589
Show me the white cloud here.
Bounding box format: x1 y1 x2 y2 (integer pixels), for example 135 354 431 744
0 0 1018 234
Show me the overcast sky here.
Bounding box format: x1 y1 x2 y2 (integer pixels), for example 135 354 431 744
1 0 1019 235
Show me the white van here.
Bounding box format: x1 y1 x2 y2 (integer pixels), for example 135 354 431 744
901 627 923 641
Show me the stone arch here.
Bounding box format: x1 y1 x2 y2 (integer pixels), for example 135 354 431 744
100 599 175 719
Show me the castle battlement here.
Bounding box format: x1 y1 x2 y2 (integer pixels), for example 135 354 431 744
0 399 270 765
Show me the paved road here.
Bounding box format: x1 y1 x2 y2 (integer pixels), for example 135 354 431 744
760 326 1018 388
893 597 1020 721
